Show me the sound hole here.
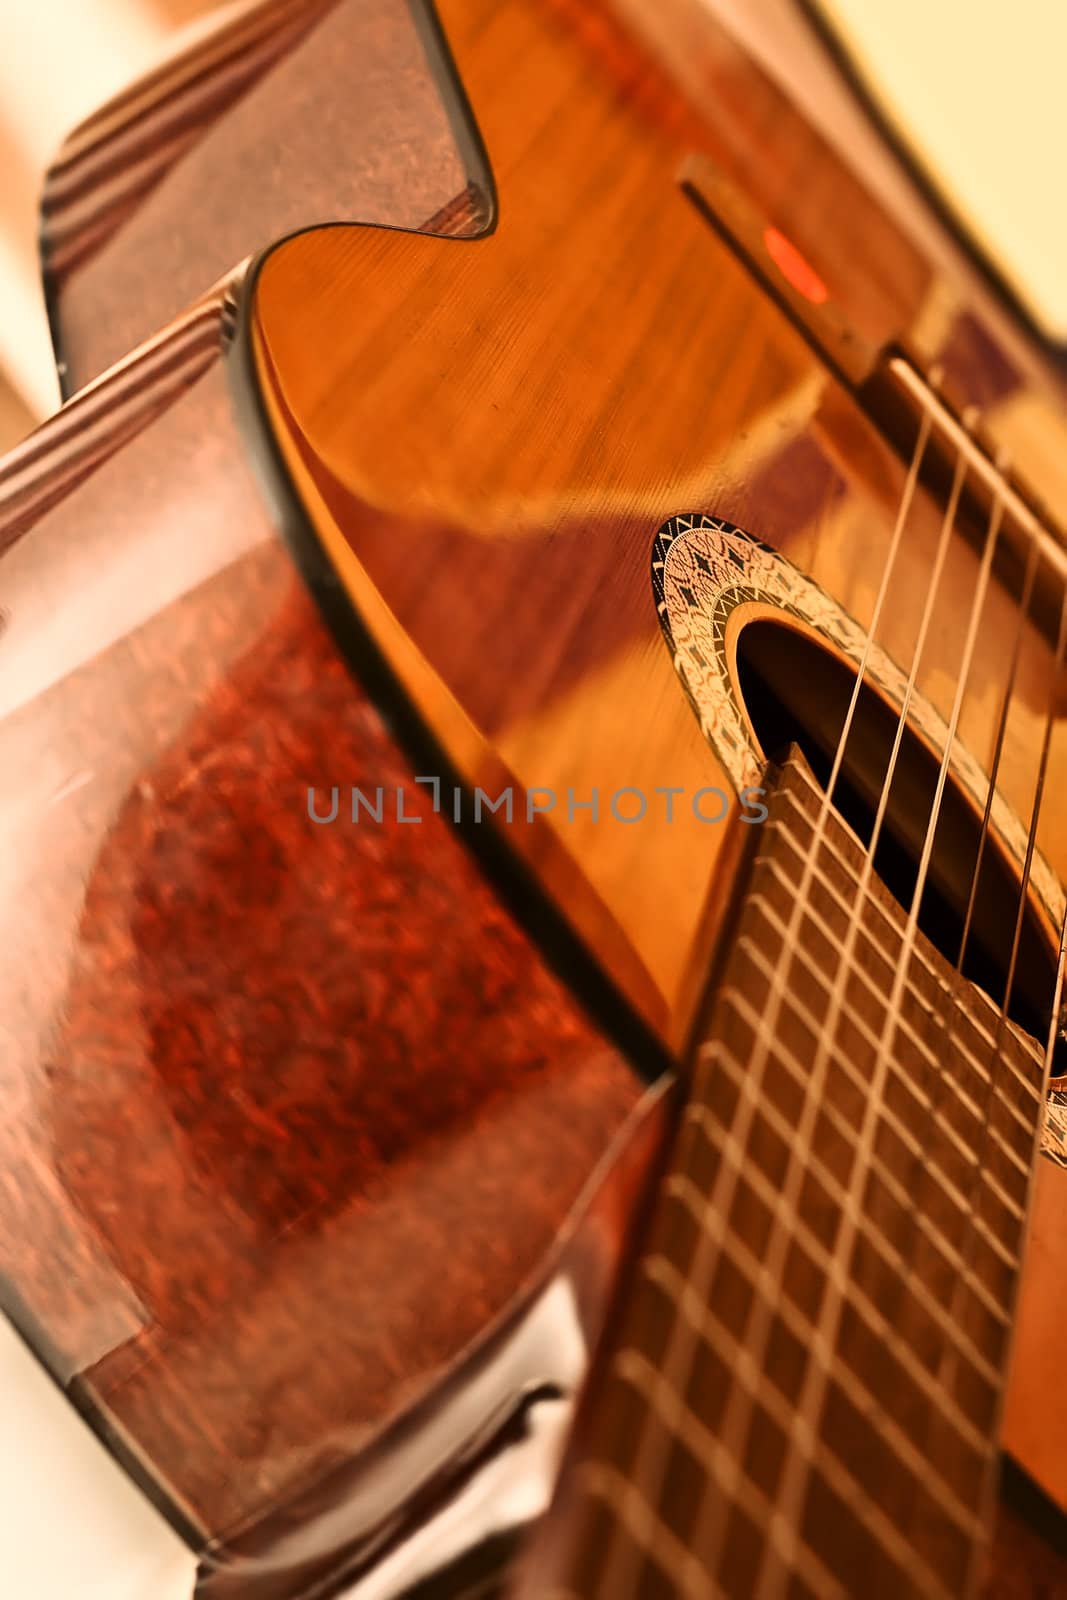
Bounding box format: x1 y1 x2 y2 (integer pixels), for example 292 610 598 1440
735 616 1062 1070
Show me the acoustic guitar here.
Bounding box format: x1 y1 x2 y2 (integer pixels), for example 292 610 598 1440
4 0 1067 1595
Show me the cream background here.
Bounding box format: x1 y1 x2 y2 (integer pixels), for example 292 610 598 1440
822 0 1067 341
0 1317 195 1599
0 0 226 425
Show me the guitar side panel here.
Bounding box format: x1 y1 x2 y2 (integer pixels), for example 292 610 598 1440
0 280 646 1578
41 0 494 397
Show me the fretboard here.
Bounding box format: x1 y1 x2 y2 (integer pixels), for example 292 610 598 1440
523 749 1047 1599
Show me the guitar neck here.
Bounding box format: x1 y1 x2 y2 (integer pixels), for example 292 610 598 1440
520 749 1046 1599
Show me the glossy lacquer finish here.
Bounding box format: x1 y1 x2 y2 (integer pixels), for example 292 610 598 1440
249 0 1067 1587
8 0 1067 1595
0 285 653 1591
254 0 1067 1043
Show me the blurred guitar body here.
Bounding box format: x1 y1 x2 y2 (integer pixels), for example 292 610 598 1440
4 1 1067 1596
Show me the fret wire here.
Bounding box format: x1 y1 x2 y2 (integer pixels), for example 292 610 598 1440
732 918 990 1202
766 766 1056 1051
721 960 1024 1266
579 758 1036 1600
598 249 883 1600
726 435 979 1587
703 997 1013 1376
745 814 1036 1177
614 1352 833 1600
716 758 1036 1600
609 1281 969 1598
765 792 1024 1070
759 806 925 958
726 940 1023 1280
665 1164 997 1457
594 405 937 1600
594 1017 778 1598
611 1342 912 1599
928 577 1067 1594
741 886 1034 1224
579 406 1062 1593
683 1072 1011 1371
642 1247 984 1541
696 437 967 1585
742 883 1036 1196
755 467 1030 1587
811 457 1005 1192
568 1447 839 1600
757 439 1057 1597
736 891 1034 1192
575 1454 726 1600
765 800 1042 1121
745 826 1004 1596
910 557 1067 1281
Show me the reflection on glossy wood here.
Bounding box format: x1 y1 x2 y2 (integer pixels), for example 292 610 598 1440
249 0 1067 1588
0 294 643 1575
253 0 1067 1041
6 0 1067 1590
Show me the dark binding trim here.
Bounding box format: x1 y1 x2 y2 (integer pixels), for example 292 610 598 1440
998 1453 1067 1560
225 241 673 1094
217 14 667 1104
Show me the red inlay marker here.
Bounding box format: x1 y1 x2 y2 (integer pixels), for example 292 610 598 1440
763 225 829 305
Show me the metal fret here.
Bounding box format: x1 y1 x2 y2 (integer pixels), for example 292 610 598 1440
531 750 1046 1599
757 811 1042 1139
734 880 1035 1180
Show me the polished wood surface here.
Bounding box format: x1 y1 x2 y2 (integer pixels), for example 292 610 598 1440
253 0 1067 1040
248 0 1067 1591
3 0 1067 1594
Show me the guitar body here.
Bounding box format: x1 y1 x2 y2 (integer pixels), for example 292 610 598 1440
4 0 1067 1594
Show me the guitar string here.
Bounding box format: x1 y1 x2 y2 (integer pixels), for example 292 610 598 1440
906 513 1054 1262
748 438 975 1598
677 415 948 1589
876 484 1048 1476
921 572 1067 1599
759 413 1067 1595
595 411 934 1600
953 533 1042 982
687 417 1041 1592
855 495 1067 1593
991 600 1067 1051
879 451 1062 1443
591 343 899 1600
756 439 1042 1597
597 400 1062 1591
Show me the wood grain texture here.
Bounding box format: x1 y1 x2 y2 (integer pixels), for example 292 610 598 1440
520 750 1046 1598
8 0 1067 1592
247 0 1067 1589
252 0 1067 1051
